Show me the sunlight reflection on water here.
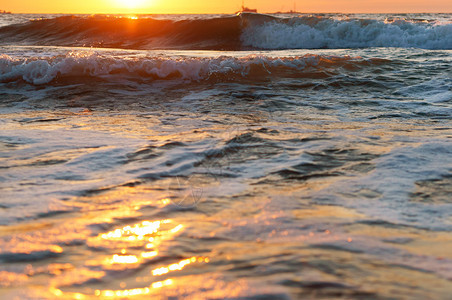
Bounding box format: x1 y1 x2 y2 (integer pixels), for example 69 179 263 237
48 217 211 298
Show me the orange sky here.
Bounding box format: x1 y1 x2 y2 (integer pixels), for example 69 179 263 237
1 0 451 14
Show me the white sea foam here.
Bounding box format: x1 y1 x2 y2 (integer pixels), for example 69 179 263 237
0 52 359 85
397 78 452 103
241 18 452 50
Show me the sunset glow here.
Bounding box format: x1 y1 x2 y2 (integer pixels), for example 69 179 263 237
114 0 150 9
1 0 451 13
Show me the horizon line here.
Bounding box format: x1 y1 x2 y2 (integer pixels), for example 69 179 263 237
3 11 452 14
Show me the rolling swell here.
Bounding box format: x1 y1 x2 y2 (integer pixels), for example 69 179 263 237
0 13 451 50
0 15 243 50
0 52 386 85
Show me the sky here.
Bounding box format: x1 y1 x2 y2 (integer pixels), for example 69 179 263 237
1 0 451 14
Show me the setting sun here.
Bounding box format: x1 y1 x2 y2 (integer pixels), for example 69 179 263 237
1 0 450 13
114 0 149 9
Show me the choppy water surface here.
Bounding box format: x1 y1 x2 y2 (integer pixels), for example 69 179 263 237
1 13 452 299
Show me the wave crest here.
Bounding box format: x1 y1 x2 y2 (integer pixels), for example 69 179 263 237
0 52 382 85
0 14 451 50
241 16 452 50
0 15 242 50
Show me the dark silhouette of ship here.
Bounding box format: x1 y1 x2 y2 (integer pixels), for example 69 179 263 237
237 1 257 13
0 10 11 14
275 2 299 14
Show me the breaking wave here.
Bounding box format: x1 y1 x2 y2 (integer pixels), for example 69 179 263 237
242 16 452 50
0 52 385 85
0 13 450 50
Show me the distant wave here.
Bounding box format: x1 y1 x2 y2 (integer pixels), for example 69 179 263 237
242 16 452 50
0 14 451 50
0 52 386 85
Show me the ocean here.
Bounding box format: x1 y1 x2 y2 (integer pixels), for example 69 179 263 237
0 12 451 299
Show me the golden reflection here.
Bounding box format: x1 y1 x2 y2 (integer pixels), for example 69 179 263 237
169 224 183 233
85 218 185 275
161 198 171 206
96 279 174 297
0 243 63 257
51 287 87 299
141 251 158 258
108 254 139 264
88 219 177 249
51 288 63 297
100 220 164 241
151 256 208 276
48 217 208 298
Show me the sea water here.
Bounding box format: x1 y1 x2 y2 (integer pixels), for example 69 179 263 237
0 13 451 299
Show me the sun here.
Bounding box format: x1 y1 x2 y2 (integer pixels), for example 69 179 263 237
114 0 149 9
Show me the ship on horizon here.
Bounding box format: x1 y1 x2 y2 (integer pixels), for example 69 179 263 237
275 2 299 14
0 10 12 14
236 0 257 13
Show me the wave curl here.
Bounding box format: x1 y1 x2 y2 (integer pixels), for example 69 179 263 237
0 14 451 50
0 51 384 85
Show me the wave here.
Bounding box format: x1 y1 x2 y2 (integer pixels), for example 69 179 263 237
0 52 384 85
242 16 452 50
0 15 243 51
0 14 451 50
